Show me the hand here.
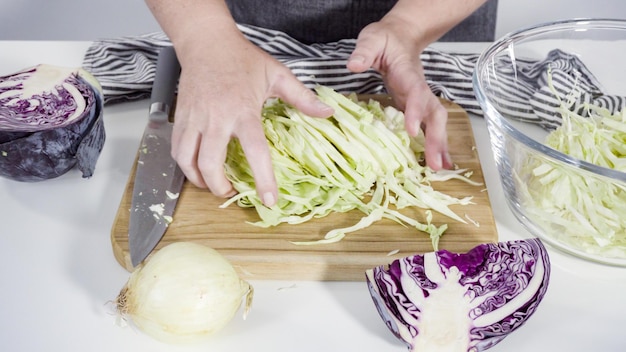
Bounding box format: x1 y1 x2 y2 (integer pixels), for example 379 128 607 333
346 15 453 171
172 31 333 207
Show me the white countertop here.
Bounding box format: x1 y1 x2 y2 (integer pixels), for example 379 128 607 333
1 41 625 352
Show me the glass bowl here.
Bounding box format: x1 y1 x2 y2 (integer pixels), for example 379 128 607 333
473 18 626 266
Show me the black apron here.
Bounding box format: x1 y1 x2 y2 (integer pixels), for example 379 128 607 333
225 0 498 44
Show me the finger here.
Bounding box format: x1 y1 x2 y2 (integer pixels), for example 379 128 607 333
401 82 431 137
271 73 334 118
390 86 452 171
423 104 451 171
404 91 451 171
171 119 208 189
195 121 236 198
347 30 380 73
235 121 278 207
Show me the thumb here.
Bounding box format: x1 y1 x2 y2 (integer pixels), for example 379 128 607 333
271 73 334 118
347 32 380 73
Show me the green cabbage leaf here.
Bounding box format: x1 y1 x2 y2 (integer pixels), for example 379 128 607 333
222 86 478 248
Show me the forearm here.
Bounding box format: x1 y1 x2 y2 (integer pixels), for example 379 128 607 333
386 0 489 45
144 0 241 49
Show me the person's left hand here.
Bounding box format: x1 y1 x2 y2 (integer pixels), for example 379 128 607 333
346 14 453 171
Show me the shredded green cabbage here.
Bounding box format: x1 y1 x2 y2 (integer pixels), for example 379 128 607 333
221 86 478 249
518 72 626 259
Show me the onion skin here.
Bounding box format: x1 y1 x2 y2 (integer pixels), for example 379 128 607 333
0 65 105 181
116 242 253 344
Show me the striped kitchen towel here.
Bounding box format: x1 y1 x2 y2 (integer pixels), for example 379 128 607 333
479 48 626 130
82 24 625 127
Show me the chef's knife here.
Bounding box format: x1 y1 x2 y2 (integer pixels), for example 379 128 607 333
129 46 184 267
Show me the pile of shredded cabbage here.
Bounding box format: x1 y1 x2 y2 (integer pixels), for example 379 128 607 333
519 77 626 259
221 86 479 249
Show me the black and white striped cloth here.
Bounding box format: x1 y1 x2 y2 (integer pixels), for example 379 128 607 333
481 49 626 130
82 24 624 127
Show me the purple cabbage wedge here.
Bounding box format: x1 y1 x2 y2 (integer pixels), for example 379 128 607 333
365 238 550 352
0 64 105 181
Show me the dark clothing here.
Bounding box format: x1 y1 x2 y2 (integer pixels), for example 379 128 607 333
225 0 498 44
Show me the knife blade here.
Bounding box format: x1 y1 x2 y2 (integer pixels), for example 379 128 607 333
129 46 183 267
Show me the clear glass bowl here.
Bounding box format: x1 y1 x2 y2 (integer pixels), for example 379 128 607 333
473 19 626 266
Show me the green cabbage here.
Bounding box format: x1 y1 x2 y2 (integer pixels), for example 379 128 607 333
222 86 479 248
519 75 626 259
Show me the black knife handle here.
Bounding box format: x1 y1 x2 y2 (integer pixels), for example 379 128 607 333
149 46 181 123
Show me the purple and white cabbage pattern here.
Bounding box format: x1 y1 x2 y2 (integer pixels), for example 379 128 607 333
0 65 105 181
366 238 550 352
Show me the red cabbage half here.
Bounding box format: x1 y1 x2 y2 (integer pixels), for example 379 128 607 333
365 238 550 352
0 64 105 181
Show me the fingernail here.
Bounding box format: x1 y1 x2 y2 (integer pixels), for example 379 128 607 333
411 120 421 136
350 55 365 63
316 100 334 114
262 192 276 207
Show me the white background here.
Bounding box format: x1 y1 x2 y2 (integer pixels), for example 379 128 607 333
1 0 625 41
2 2 626 352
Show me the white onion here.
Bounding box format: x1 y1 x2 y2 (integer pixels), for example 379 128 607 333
115 242 253 344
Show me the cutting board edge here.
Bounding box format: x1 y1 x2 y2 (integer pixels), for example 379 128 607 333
110 167 135 271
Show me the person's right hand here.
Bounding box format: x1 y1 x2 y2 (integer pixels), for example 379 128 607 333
170 27 334 207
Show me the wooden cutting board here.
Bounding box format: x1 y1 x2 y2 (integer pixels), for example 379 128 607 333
110 96 498 281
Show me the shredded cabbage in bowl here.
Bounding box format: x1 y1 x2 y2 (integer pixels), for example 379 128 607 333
518 76 626 260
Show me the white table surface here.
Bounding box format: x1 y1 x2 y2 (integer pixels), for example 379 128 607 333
1 41 625 352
